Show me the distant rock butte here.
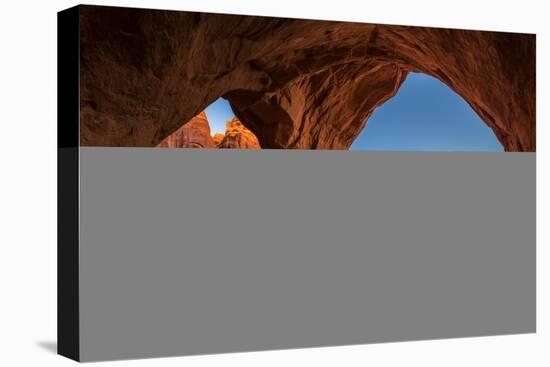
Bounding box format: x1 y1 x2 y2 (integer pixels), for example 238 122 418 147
80 6 535 151
158 113 260 149
156 112 216 148
218 118 261 149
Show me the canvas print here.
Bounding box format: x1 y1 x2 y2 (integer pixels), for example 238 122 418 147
59 5 537 362
79 6 535 152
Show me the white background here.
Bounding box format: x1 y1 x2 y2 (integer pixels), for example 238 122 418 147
0 0 547 365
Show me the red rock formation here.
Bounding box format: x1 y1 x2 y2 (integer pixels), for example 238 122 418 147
218 118 261 149
79 5 535 151
156 112 215 148
212 133 225 148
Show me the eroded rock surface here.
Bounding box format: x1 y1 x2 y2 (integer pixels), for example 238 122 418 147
156 112 215 148
218 118 261 149
212 133 225 148
80 5 535 151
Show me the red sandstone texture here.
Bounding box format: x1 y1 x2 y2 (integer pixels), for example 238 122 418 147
157 112 260 149
218 117 261 149
79 5 536 151
156 112 216 148
212 134 225 148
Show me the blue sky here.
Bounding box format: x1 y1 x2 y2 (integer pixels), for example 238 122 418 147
350 73 503 151
204 99 234 135
203 73 503 151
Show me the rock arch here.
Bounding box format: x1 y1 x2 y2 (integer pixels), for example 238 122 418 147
79 6 535 151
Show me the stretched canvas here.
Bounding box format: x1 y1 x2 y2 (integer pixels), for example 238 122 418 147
58 4 536 362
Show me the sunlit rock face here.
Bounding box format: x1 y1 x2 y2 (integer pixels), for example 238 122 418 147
80 6 535 151
157 113 260 149
156 112 216 148
218 118 261 149
212 133 225 148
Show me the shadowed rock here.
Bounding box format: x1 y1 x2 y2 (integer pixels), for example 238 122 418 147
156 112 215 148
80 5 535 151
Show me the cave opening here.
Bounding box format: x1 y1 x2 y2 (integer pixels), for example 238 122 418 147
350 73 504 152
157 98 261 149
160 74 505 152
202 72 504 152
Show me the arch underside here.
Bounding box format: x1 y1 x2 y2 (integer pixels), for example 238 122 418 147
79 6 536 151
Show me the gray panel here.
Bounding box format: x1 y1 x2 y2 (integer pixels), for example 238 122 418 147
79 149 535 361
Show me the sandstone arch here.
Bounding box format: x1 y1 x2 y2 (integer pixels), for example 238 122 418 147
79 6 535 151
